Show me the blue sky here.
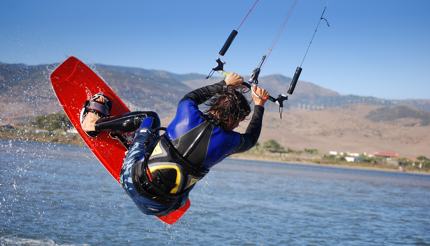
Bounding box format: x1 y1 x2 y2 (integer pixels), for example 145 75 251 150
1 0 429 99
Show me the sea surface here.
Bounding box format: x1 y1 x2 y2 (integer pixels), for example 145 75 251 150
1 140 430 246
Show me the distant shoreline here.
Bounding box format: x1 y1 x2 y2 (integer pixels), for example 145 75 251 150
230 154 430 176
1 126 429 175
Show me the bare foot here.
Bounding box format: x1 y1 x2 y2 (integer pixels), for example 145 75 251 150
81 96 106 132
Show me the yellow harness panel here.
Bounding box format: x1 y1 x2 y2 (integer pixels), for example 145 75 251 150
147 138 204 195
148 162 183 194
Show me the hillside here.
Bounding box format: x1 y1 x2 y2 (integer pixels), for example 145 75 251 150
366 105 430 126
255 106 430 157
1 61 430 157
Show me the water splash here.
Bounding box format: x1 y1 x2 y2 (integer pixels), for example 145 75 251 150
46 63 57 75
0 235 89 246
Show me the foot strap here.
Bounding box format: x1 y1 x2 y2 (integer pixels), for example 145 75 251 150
95 111 160 132
80 93 112 137
86 100 111 117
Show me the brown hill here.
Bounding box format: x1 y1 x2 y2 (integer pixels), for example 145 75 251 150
249 105 430 158
366 105 430 126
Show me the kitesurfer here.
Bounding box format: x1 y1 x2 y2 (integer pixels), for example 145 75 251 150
80 73 269 215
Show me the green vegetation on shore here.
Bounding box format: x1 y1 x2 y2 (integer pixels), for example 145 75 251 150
1 113 83 145
2 113 429 173
33 112 72 131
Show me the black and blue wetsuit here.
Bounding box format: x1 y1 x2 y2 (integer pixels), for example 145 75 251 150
120 80 264 215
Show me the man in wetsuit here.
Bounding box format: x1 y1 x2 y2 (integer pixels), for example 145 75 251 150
81 73 269 216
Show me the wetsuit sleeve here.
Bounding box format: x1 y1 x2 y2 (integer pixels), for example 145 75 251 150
181 81 226 105
234 105 265 153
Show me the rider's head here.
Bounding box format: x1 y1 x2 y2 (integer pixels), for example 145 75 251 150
205 86 251 131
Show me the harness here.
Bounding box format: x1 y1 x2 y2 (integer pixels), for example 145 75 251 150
132 121 213 207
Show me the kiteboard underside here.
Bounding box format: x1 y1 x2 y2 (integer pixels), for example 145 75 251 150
50 56 189 224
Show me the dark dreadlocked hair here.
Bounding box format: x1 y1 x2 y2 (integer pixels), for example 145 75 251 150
205 86 251 131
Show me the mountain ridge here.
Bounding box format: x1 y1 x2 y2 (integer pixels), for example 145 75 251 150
1 60 430 157
1 60 430 119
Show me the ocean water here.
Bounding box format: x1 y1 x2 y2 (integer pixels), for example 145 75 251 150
1 140 430 246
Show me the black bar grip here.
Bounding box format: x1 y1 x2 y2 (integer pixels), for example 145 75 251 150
219 30 238 56
287 66 302 95
242 82 276 102
268 95 276 102
242 81 251 89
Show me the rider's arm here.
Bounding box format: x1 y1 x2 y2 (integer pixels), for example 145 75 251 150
234 105 264 153
233 86 269 153
181 81 226 105
181 73 244 105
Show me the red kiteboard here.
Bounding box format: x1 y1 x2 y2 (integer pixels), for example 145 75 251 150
50 56 190 224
